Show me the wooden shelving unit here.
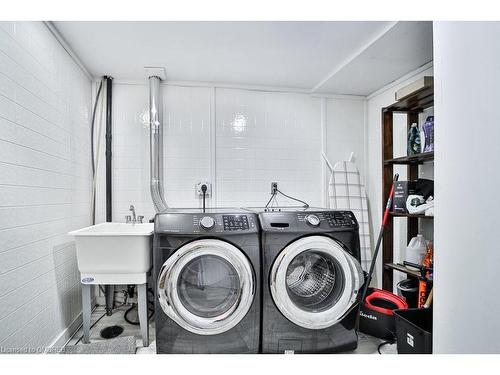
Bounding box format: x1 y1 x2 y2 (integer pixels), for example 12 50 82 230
381 78 434 291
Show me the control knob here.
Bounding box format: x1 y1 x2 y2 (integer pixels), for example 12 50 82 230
200 216 215 230
305 214 321 227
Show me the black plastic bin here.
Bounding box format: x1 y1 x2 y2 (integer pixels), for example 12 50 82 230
394 308 432 354
396 278 419 308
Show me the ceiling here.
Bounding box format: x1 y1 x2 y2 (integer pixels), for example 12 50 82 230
54 21 433 95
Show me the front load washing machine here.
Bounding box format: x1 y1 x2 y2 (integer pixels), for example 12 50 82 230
153 209 261 353
251 207 364 353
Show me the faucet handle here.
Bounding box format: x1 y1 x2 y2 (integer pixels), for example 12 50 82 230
138 215 144 224
125 215 132 223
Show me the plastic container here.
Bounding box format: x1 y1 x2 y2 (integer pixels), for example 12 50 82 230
359 288 408 340
407 122 421 155
396 278 419 308
394 308 432 354
405 234 427 268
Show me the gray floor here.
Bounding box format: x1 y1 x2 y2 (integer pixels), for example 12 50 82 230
66 305 397 354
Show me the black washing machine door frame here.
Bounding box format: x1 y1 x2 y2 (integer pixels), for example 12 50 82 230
270 235 363 329
157 239 255 335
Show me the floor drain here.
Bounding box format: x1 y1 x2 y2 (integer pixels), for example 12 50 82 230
100 325 124 339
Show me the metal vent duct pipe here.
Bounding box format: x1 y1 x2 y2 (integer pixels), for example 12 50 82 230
149 76 168 212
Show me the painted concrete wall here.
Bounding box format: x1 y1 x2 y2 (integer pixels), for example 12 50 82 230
433 21 500 353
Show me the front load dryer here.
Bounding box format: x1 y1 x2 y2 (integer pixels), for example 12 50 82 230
153 209 261 353
253 208 364 353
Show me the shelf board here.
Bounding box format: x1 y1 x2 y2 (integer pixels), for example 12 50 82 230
384 85 434 112
384 263 421 278
384 152 434 165
390 212 434 219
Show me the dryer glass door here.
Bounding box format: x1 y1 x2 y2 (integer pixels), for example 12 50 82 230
157 239 255 335
270 236 363 329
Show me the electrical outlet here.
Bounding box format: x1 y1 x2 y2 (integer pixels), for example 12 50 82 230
196 182 212 197
271 182 278 194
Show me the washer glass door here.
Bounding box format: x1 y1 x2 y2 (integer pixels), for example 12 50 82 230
158 239 254 335
270 236 363 329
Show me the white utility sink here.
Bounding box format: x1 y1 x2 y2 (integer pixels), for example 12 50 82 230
69 222 154 285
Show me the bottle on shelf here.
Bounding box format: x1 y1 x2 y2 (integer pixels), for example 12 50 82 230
422 116 434 153
407 122 422 156
418 241 434 308
405 234 427 269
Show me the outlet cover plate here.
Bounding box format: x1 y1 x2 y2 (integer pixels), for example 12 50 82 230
196 182 212 197
271 182 278 194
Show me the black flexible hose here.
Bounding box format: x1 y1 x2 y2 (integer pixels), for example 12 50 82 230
123 289 155 325
377 339 395 354
74 312 107 345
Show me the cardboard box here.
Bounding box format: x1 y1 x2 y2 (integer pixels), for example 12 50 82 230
393 181 417 213
393 179 434 213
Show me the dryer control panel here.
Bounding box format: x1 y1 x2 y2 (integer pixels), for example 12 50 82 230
324 211 357 228
257 209 358 232
297 211 357 228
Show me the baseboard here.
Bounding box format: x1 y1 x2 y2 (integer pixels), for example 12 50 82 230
46 297 97 353
46 313 83 352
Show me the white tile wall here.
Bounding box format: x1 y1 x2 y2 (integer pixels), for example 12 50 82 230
109 84 365 216
216 88 322 207
325 97 366 180
107 84 212 222
0 21 92 351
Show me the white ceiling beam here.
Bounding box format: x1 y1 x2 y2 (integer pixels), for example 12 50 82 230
310 21 398 93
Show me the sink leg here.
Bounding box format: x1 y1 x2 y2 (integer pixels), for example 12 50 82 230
137 283 149 347
82 283 91 344
105 285 115 316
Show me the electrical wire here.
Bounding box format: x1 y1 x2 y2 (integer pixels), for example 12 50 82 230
276 188 309 208
90 81 103 176
377 339 395 354
90 79 105 225
264 188 310 209
264 191 276 208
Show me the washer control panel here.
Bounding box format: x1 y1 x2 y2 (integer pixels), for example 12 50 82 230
191 214 256 232
155 211 259 234
223 215 250 231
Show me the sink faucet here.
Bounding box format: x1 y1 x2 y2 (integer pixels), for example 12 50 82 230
126 205 144 224
129 205 136 223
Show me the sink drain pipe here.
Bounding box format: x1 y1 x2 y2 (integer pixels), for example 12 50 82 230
149 75 168 212
104 75 114 316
